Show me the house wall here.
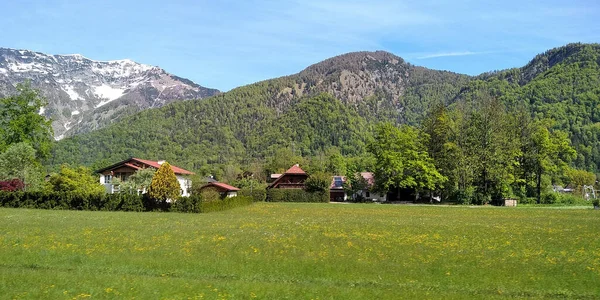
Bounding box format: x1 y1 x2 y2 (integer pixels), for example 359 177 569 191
177 176 191 197
272 174 308 189
100 173 191 197
357 189 387 202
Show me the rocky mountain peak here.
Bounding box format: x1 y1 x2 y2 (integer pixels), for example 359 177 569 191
0 48 219 139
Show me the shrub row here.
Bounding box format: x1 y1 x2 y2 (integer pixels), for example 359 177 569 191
171 195 254 213
518 193 591 206
0 191 254 213
238 188 267 202
266 189 329 203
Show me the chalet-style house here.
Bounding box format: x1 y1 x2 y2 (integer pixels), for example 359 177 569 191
199 182 240 198
355 172 387 202
268 164 308 189
330 176 347 202
97 158 194 196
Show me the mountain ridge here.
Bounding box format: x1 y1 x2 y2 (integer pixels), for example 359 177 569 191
49 43 600 174
0 47 219 139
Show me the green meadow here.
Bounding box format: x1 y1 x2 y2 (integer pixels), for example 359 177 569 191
1 203 599 299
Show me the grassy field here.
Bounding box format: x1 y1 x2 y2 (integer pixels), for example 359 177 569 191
0 203 599 299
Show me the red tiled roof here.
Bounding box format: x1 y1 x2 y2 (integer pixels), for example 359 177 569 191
124 163 142 170
132 158 194 175
202 182 240 192
360 172 375 187
96 158 194 175
267 165 308 189
284 164 306 175
330 176 346 189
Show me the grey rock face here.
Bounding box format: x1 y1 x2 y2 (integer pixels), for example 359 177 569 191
0 48 219 139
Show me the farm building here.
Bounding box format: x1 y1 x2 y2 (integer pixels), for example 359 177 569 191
268 164 308 189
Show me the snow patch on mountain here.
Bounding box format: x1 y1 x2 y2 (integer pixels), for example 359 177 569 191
63 85 82 100
0 47 220 139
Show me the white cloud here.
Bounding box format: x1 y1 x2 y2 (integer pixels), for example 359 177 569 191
417 51 483 59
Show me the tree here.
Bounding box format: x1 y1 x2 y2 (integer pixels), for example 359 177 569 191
565 168 596 196
305 172 331 193
47 165 105 195
343 165 369 201
369 123 446 195
265 147 303 175
526 122 576 203
0 82 53 159
0 179 25 192
148 162 181 202
117 168 155 194
421 103 455 199
0 142 44 191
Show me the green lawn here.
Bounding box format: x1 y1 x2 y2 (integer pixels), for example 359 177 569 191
1 203 599 299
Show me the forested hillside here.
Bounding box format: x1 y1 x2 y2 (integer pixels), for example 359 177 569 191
49 43 600 176
49 51 469 172
458 43 600 170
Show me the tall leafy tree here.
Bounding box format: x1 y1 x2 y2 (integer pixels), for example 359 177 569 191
369 123 445 196
148 162 181 201
0 142 44 191
526 122 576 203
0 82 53 159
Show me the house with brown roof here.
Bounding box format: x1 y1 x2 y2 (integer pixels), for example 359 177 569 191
267 164 308 189
97 158 194 196
330 175 347 202
355 172 387 202
199 182 240 198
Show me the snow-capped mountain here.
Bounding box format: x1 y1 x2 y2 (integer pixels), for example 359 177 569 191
0 48 219 139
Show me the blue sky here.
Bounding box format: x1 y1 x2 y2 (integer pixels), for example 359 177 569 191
1 0 599 91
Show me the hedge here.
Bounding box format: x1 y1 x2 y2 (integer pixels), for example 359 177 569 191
238 188 267 202
266 189 329 203
0 191 254 213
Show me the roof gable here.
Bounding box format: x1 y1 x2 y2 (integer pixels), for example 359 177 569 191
284 164 306 175
268 165 309 189
201 182 240 192
96 157 194 175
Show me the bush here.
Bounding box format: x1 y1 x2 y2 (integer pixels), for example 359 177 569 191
267 189 329 203
171 195 202 213
305 172 331 193
556 194 588 206
200 196 254 213
200 187 222 202
0 179 25 192
238 188 266 202
592 198 599 207
542 193 560 204
0 191 254 213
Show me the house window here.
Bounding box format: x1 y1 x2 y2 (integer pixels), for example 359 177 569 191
104 175 112 184
366 191 370 198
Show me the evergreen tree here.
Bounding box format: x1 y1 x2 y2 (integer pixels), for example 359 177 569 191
148 162 181 202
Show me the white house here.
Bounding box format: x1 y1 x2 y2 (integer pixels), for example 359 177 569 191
96 158 194 196
356 172 387 202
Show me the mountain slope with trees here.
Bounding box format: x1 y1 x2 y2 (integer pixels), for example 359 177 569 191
49 51 470 171
49 43 600 185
